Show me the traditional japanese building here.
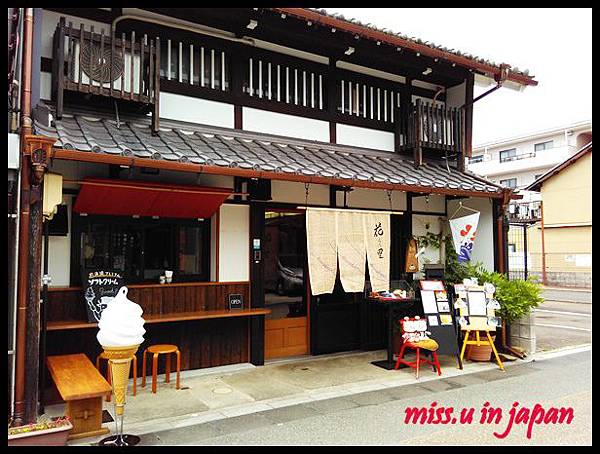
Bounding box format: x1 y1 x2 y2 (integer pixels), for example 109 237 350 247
8 7 537 425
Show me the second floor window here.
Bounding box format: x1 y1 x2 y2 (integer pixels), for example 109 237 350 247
499 148 517 163
500 178 517 189
470 155 484 164
534 140 554 151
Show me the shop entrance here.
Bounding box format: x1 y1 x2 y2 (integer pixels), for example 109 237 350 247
263 210 309 359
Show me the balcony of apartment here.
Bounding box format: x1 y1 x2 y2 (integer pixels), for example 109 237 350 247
50 18 466 160
508 200 542 223
468 145 574 178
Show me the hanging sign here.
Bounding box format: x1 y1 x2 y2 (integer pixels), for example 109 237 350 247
82 269 125 323
449 212 480 263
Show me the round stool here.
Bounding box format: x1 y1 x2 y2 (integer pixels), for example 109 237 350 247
95 352 137 401
141 344 181 394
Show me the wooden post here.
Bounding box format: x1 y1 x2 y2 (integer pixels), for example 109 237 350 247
152 37 161 134
15 135 56 425
413 99 423 167
328 59 337 144
540 200 547 285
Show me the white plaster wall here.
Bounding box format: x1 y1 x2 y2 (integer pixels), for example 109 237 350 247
242 107 329 142
218 204 249 282
412 194 445 213
159 93 234 128
40 72 52 101
412 214 445 272
447 197 495 272
41 10 111 59
343 188 407 211
45 194 73 287
270 180 329 206
336 124 395 152
445 80 466 109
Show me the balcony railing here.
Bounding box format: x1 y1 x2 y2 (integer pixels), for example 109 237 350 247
398 98 464 155
508 200 542 223
52 18 160 130
500 151 536 163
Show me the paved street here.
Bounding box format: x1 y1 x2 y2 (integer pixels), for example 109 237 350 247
541 287 591 304
138 349 591 446
535 300 591 352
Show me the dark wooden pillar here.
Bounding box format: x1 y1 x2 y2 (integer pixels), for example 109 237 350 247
231 52 244 130
249 201 265 365
459 73 474 172
15 136 55 424
328 59 337 143
402 192 414 282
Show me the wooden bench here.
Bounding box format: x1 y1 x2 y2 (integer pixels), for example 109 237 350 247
46 353 112 440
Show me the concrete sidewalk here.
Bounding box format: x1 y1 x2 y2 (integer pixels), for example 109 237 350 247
43 349 532 446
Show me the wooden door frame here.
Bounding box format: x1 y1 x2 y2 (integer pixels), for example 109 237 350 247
262 207 310 358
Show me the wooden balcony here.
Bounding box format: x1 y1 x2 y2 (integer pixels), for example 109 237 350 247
508 201 542 224
51 17 160 131
398 98 465 163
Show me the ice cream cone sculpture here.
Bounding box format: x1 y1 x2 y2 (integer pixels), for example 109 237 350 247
97 287 145 421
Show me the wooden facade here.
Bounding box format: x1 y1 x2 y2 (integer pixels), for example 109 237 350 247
44 282 253 384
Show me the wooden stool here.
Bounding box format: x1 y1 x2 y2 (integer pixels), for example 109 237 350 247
141 344 181 393
95 352 137 401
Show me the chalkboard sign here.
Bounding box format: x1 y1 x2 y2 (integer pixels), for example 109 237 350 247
419 280 460 359
82 270 125 322
228 293 243 310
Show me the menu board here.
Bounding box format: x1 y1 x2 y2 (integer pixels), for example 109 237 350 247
454 283 500 331
418 280 460 357
82 269 125 322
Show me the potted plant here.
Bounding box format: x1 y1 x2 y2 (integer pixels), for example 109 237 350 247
8 416 72 446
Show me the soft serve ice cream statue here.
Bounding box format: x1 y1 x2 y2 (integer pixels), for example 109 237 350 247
97 286 146 348
96 286 145 418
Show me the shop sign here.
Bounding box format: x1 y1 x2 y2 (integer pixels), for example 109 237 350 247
228 293 244 310
82 269 125 322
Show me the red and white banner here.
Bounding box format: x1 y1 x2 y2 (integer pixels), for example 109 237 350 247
449 212 480 263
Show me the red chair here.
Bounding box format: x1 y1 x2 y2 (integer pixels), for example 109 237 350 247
394 317 442 379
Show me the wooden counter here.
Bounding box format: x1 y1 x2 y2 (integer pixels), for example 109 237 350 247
44 281 260 377
47 308 271 331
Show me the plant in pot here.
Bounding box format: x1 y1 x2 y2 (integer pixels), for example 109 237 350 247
8 416 73 446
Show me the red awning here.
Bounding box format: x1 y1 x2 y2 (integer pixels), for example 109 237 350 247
73 178 232 219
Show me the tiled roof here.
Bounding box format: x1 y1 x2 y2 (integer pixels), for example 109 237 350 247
33 111 502 196
272 8 536 86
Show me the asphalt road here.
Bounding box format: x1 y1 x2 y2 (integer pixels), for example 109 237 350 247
534 300 591 352
139 349 591 446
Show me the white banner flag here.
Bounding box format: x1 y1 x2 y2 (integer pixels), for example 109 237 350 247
364 212 390 292
337 211 366 293
306 209 338 295
449 212 480 263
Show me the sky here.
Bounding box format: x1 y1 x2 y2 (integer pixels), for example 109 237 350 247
324 8 592 145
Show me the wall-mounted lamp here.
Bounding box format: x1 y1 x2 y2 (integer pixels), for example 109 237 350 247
345 46 355 56
246 20 258 30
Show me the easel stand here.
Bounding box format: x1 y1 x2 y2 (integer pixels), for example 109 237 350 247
460 330 504 371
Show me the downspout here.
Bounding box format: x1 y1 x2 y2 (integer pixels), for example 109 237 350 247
13 7 34 427
540 200 547 285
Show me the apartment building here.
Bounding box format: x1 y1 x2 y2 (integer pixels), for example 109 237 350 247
468 121 592 222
